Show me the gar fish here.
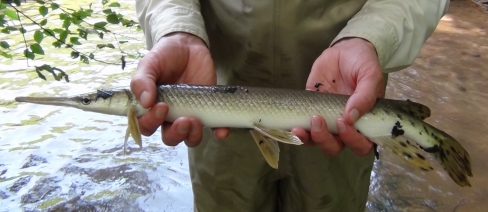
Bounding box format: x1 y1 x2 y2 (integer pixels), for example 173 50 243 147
15 84 472 187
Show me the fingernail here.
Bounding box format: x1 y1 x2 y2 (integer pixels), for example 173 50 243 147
155 107 165 119
190 121 199 135
337 120 346 133
312 116 321 132
178 122 190 134
349 108 360 123
140 91 150 107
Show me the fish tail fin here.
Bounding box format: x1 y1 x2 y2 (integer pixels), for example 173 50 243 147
432 132 472 187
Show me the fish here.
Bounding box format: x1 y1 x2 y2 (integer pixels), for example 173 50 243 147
14 84 472 187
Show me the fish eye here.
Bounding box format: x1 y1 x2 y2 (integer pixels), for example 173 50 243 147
81 97 91 105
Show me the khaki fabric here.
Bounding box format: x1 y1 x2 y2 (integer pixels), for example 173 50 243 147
136 0 449 211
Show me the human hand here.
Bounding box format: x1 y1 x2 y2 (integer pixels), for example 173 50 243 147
293 38 385 156
130 32 229 147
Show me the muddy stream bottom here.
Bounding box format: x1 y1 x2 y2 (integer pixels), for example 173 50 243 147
1 0 487 211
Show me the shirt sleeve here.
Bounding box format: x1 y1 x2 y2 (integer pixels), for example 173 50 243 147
331 0 449 73
135 0 209 49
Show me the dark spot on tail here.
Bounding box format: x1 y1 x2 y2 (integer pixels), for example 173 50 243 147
391 122 405 137
259 140 264 145
416 153 426 160
403 152 413 160
399 142 407 148
422 144 440 153
314 83 323 88
420 167 429 171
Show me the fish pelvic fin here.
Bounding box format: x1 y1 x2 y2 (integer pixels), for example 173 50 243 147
431 132 472 187
250 129 280 169
252 123 303 145
370 135 434 172
124 106 142 154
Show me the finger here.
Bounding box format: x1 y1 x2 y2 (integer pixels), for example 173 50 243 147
343 68 384 125
310 115 344 156
161 117 194 146
137 102 168 136
213 128 230 139
336 118 373 156
130 51 162 108
291 127 313 146
184 118 203 147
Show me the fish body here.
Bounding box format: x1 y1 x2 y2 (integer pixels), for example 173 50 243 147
15 84 472 187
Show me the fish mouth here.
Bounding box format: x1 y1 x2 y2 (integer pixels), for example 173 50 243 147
15 96 79 108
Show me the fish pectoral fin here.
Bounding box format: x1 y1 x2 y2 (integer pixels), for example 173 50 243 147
126 106 142 148
370 135 434 172
250 129 280 169
252 123 303 145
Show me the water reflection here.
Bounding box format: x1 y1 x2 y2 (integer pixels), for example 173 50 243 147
0 0 487 211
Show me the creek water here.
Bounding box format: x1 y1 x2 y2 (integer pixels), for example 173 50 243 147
0 0 487 211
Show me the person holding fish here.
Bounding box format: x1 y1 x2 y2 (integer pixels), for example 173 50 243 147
132 0 451 211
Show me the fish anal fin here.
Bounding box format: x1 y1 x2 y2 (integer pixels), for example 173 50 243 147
371 135 434 171
253 123 303 145
250 130 280 169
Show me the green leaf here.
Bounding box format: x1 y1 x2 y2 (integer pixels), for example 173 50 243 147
62 19 71 29
89 53 94 59
108 2 121 7
98 32 104 39
4 9 19 20
52 41 62 48
102 0 109 5
59 13 68 20
69 37 81 45
24 49 35 60
34 30 44 43
102 9 113 14
43 28 54 36
118 41 128 44
19 27 26 34
106 44 115 49
51 3 60 10
53 28 64 34
96 44 106 49
0 41 9 49
30 44 45 55
77 29 87 40
39 6 48 17
35 68 47 80
0 4 6 10
94 21 108 29
59 30 68 42
106 13 119 24
80 55 89 64
39 19 48 26
70 51 79 59
1 51 12 59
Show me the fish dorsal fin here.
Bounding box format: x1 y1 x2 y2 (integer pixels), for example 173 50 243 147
249 130 280 169
370 135 434 171
391 99 431 120
252 123 303 145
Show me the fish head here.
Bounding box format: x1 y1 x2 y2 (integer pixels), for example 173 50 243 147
15 88 137 116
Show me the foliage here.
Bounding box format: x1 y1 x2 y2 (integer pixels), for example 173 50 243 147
0 0 141 82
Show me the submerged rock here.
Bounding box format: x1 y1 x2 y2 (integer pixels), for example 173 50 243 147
10 175 32 193
21 177 61 204
22 155 48 169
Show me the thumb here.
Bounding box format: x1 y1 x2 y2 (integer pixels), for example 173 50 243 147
344 70 384 125
130 52 162 109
